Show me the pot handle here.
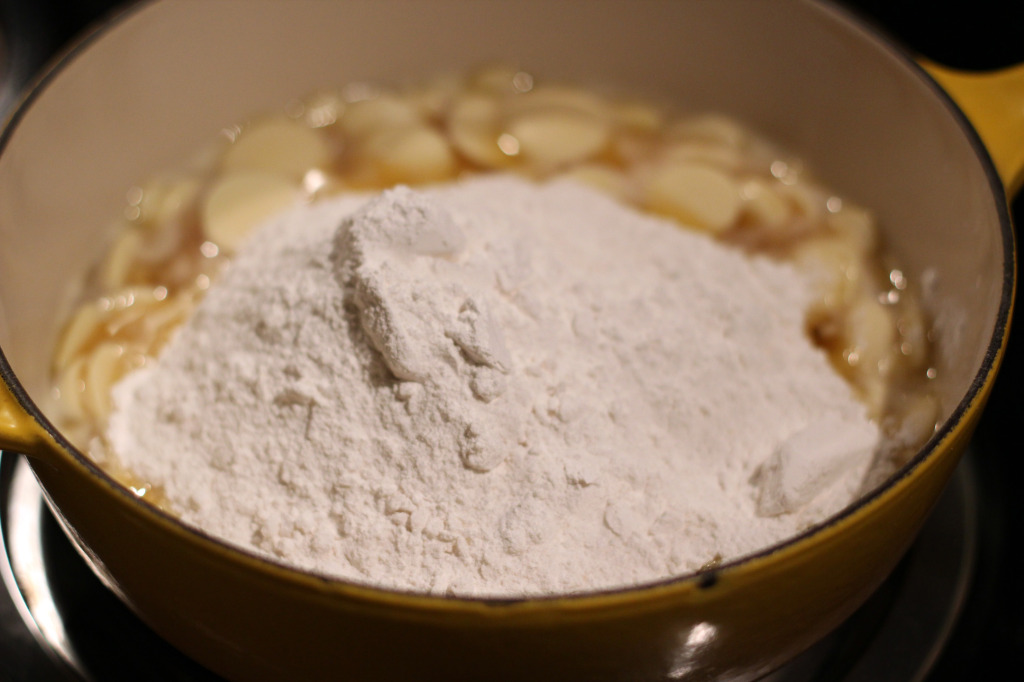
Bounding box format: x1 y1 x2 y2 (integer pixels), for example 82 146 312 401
0 373 54 458
921 61 1024 198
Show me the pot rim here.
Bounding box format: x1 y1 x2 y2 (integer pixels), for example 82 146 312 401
0 0 1015 611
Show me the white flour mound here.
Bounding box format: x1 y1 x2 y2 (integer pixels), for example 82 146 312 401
105 175 878 597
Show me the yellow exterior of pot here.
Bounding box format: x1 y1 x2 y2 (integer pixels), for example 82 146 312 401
18 394 993 681
923 62 1024 197
0 374 53 455
6 360 1004 680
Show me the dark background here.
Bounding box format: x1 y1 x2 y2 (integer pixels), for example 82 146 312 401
0 0 1021 680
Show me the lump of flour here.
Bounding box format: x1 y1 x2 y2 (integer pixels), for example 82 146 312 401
105 175 878 596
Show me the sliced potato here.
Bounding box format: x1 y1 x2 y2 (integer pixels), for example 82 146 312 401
666 114 748 149
827 204 877 256
338 94 422 139
54 302 103 371
662 141 744 172
99 226 143 290
777 181 826 222
222 116 332 178
54 356 88 423
99 286 174 339
641 161 741 232
142 293 198 355
137 175 201 226
202 171 299 252
83 342 131 419
740 178 791 230
363 126 457 184
404 73 463 119
843 297 896 417
614 100 664 132
507 110 611 171
301 90 345 128
505 85 610 120
558 164 628 200
791 236 864 311
894 291 929 369
447 93 514 169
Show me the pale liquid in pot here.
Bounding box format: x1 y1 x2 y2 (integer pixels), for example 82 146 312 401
47 66 939 555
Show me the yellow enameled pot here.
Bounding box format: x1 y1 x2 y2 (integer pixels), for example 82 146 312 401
0 1 1018 680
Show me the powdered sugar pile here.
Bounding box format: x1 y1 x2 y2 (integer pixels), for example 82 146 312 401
105 175 877 596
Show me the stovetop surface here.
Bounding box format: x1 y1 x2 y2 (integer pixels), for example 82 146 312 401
0 1 1021 680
